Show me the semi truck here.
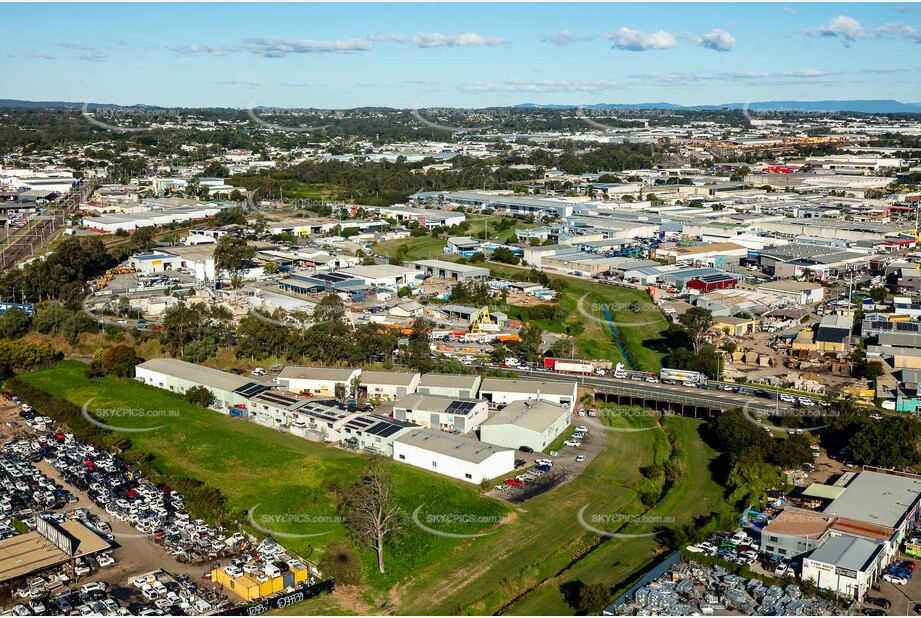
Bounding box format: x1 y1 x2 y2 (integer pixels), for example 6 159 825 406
659 368 708 385
554 360 596 375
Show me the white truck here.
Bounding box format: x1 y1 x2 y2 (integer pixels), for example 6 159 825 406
659 368 707 385
555 360 595 375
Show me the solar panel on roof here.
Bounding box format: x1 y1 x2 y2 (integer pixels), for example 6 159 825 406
445 401 476 416
235 382 272 398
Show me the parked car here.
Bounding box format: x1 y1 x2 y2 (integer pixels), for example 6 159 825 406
575 455 586 462
503 478 522 487
867 597 892 609
518 446 534 453
882 573 907 585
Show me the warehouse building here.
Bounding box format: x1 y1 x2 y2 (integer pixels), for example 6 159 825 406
480 399 572 452
340 413 417 456
392 393 489 433
801 536 885 602
479 378 577 411
337 264 423 287
275 367 361 397
751 280 825 305
392 428 515 484
135 358 270 409
417 374 482 399
410 259 490 282
358 371 421 402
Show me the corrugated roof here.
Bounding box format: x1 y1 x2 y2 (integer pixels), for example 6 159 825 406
395 428 512 463
136 358 251 393
481 399 569 433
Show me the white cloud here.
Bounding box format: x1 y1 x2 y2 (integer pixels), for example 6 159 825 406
810 15 866 44
460 79 618 94
894 5 917 13
783 6 798 16
628 69 834 87
411 32 509 48
540 30 591 46
27 51 56 60
806 15 921 45
876 22 921 43
243 37 374 57
59 42 91 50
77 50 108 62
687 29 736 52
168 31 509 58
604 28 677 51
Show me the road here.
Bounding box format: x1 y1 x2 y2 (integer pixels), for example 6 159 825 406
511 368 802 415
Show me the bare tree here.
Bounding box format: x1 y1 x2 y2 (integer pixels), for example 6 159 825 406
343 457 402 573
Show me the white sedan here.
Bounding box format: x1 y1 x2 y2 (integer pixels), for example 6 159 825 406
883 573 908 585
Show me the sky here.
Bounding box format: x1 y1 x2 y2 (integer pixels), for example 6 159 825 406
3 2 921 109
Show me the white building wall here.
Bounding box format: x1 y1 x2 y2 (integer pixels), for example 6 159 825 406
392 441 514 484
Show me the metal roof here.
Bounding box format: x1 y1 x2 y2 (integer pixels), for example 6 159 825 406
394 393 483 415
479 378 577 397
801 484 848 500
806 535 883 572
136 358 251 393
395 428 512 463
481 399 569 433
824 470 921 528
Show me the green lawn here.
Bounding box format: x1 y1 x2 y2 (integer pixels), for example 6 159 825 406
375 236 448 261
502 415 731 615
16 362 507 590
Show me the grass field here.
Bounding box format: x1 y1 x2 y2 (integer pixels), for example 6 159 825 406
384 406 732 616
17 362 507 590
375 236 448 261
502 415 731 615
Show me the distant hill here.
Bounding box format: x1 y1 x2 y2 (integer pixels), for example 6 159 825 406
518 100 921 114
0 99 162 110
0 98 919 114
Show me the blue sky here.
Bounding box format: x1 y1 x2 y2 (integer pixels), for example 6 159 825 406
3 3 921 108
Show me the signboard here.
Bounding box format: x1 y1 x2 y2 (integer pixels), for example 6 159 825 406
218 580 334 616
836 566 858 579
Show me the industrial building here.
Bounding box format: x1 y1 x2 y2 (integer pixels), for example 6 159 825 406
358 371 421 401
135 358 269 409
410 259 490 282
480 399 572 452
392 428 515 484
274 367 361 397
392 393 489 433
479 378 578 411
416 374 482 399
340 413 417 456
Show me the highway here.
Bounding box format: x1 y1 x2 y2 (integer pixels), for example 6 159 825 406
510 368 804 416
